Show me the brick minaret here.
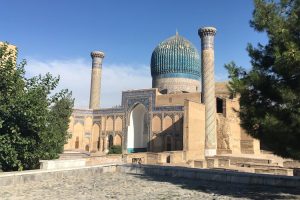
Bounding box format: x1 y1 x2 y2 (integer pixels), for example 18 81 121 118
89 51 105 109
198 27 217 156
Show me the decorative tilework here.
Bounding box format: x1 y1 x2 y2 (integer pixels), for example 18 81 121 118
155 73 200 80
151 34 201 79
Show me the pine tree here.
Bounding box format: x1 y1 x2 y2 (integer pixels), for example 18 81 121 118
225 0 300 160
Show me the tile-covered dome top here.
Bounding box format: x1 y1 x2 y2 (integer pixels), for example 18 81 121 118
150 33 201 80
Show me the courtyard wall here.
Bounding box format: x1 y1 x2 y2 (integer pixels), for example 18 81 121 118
1 164 299 188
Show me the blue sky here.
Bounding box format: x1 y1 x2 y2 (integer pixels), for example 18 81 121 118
1 0 267 108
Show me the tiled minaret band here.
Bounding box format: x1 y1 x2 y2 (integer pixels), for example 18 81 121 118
89 51 105 109
199 27 217 156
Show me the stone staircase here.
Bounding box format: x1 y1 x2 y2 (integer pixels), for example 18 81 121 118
196 155 295 176
60 150 299 177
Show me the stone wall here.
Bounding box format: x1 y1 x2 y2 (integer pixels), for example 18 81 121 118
40 159 86 170
0 164 117 187
86 155 123 166
1 164 299 188
2 162 300 189
119 164 300 188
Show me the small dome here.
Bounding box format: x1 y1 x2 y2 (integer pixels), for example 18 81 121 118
151 33 200 80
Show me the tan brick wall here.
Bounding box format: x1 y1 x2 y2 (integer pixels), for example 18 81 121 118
101 117 106 131
114 117 122 131
106 117 113 131
183 100 205 160
152 116 161 132
163 116 172 130
224 98 261 155
151 134 163 152
73 123 84 149
156 92 200 106
215 82 230 97
114 134 122 146
84 117 92 133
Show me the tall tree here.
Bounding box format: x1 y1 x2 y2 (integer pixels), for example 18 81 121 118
225 0 300 160
0 43 74 171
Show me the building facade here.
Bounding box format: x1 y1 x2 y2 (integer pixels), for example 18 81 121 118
64 27 261 161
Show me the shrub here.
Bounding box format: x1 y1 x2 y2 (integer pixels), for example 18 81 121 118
108 145 122 154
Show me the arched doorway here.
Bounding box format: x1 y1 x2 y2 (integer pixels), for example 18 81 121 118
127 104 148 153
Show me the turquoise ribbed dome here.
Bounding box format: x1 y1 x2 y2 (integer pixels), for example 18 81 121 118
151 34 201 80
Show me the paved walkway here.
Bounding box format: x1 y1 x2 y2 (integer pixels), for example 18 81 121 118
1 172 299 200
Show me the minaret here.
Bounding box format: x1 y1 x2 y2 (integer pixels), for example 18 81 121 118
89 51 105 109
198 27 217 157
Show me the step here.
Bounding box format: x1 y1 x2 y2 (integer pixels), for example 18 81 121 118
235 162 280 169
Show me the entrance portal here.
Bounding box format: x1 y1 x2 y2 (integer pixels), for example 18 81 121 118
127 104 148 153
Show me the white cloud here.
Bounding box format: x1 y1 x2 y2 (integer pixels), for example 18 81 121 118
25 58 229 109
101 63 151 108
25 58 151 108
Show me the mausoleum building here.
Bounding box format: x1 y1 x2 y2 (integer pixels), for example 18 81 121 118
64 27 261 162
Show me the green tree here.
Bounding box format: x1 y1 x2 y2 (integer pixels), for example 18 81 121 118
225 0 300 160
0 43 74 171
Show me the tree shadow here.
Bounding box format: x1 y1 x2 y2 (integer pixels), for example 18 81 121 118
126 167 300 200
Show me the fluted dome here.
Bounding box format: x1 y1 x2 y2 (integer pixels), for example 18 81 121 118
151 33 200 80
151 33 201 94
